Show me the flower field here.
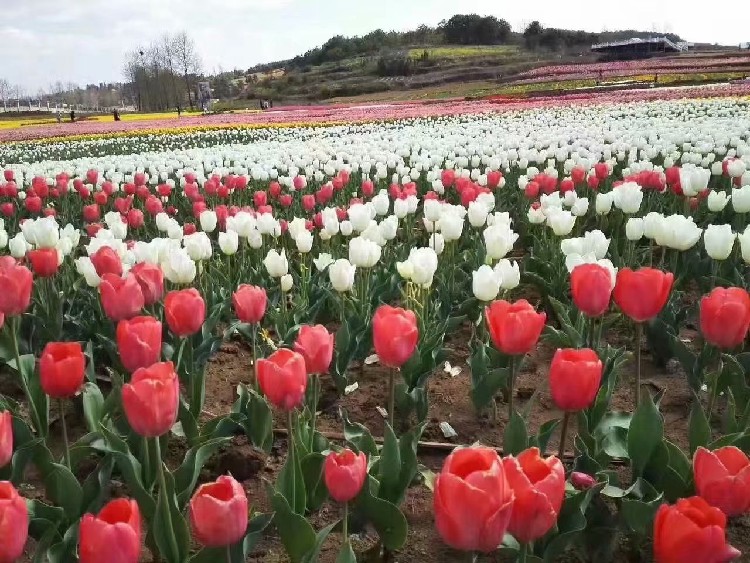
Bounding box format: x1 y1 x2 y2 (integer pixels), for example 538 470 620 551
1 90 750 562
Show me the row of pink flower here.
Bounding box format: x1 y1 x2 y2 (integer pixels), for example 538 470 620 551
511 66 750 85
2 83 750 144
516 55 750 79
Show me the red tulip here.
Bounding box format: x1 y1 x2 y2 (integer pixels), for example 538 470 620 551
502 447 565 543
232 285 267 324
27 248 59 278
79 498 141 563
257 348 307 411
594 162 609 180
25 196 43 214
294 325 334 375
434 446 514 553
164 288 205 337
0 411 12 468
83 204 100 222
654 496 740 563
94 191 108 206
614 268 673 323
0 202 14 217
571 166 586 184
99 273 144 322
549 348 603 411
571 471 597 490
2 170 13 182
372 305 419 368
0 256 33 317
441 169 455 188
0 481 29 562
189 475 248 547
485 299 546 356
39 342 85 398
117 316 162 374
302 194 315 212
571 264 613 317
694 447 750 517
130 262 164 306
127 209 145 229
122 362 179 437
700 287 750 350
324 448 367 503
90 246 123 277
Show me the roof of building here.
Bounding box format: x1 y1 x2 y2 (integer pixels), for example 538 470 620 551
591 37 686 53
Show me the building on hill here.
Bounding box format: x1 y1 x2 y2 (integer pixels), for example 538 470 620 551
591 37 689 60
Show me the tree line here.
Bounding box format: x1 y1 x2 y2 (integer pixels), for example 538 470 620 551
122 32 202 112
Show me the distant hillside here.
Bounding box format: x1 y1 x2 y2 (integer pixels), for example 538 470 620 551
207 15 728 107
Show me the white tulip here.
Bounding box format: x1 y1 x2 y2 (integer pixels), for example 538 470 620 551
495 259 520 290
183 232 212 261
679 164 711 196
280 274 293 292
340 220 354 237
199 210 217 232
9 233 29 258
738 226 750 264
547 210 576 236
313 253 334 271
348 203 372 232
218 230 239 255
571 197 589 217
247 229 263 249
732 186 750 213
595 192 614 215
424 199 443 222
408 247 438 287
75 256 101 287
379 215 398 241
263 249 288 277
372 191 390 216
439 212 464 241
393 198 409 219
288 217 308 240
527 206 546 224
256 213 280 236
484 224 518 260
626 218 645 241
612 182 643 214
655 214 703 251
472 265 501 302
707 191 730 212
161 248 196 284
396 260 414 281
467 201 489 228
348 236 381 268
429 232 445 255
704 224 736 260
329 259 356 292
0 229 7 249
295 230 314 253
643 212 665 240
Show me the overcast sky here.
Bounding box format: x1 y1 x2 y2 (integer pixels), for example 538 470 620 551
1 0 748 92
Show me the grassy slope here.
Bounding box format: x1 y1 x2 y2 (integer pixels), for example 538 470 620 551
221 45 750 108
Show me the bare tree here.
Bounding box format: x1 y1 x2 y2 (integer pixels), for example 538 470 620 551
173 32 202 110
0 79 11 111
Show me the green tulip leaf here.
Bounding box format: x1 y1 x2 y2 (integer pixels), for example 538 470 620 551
173 436 231 507
190 512 274 563
153 465 191 563
688 396 711 455
80 455 115 514
503 409 528 456
301 521 339 563
335 541 357 563
627 390 663 477
300 452 328 512
355 475 408 550
277 440 307 515
269 486 316 563
81 382 105 434
342 409 378 457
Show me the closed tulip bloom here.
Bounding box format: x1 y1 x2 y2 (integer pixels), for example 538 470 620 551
122 362 179 437
39 342 85 398
324 448 367 503
694 447 750 517
79 498 141 563
502 447 565 543
294 325 334 375
700 287 750 350
232 285 267 324
189 475 248 548
130 262 164 306
549 348 603 411
653 496 740 563
27 248 59 278
372 305 419 368
434 446 514 553
164 288 205 337
704 225 736 261
90 246 123 277
485 299 546 356
570 263 613 317
0 481 29 563
613 268 673 322
0 256 33 317
117 316 162 373
100 273 144 322
257 348 308 411
0 411 11 468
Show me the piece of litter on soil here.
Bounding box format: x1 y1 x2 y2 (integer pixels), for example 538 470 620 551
365 354 379 365
681 338 691 343
344 382 359 395
443 361 461 377
440 421 458 438
376 406 388 418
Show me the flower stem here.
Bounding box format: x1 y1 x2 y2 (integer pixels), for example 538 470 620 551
142 436 151 486
251 324 258 392
706 355 724 425
10 316 43 436
388 368 395 430
634 323 643 408
310 374 319 452
507 355 518 420
558 411 571 460
342 501 349 544
59 399 71 470
226 544 232 563
519 543 529 563
153 437 180 563
287 409 296 508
